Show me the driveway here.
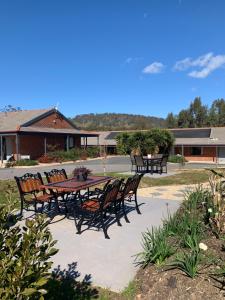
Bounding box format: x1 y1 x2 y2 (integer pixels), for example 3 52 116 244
0 156 131 180
0 155 222 180
22 196 180 292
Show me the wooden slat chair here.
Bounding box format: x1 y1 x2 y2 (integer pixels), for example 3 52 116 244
130 154 136 172
44 169 70 213
82 179 112 200
134 155 148 173
117 174 144 221
74 179 122 239
14 172 57 216
153 155 169 174
44 168 68 183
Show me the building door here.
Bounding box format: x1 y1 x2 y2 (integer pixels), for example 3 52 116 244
5 137 13 158
0 137 6 160
218 147 225 164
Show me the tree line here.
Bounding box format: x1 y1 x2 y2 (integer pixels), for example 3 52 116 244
166 97 225 128
71 113 165 131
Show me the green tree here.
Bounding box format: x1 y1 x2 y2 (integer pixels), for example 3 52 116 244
116 132 132 154
189 97 208 127
166 112 177 128
177 109 191 128
208 99 225 126
71 113 166 130
116 129 174 155
0 105 21 112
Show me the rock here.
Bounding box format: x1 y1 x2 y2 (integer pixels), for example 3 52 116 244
167 276 177 289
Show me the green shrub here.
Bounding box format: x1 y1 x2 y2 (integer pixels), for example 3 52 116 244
0 203 58 299
163 212 180 237
38 155 56 163
116 129 174 155
15 159 38 166
47 147 100 162
168 154 186 164
86 146 100 158
48 148 82 161
169 249 201 278
4 161 16 168
136 227 175 267
183 186 209 211
164 209 204 249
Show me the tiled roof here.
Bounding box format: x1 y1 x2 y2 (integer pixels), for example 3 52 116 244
0 109 51 131
20 126 99 136
85 127 225 146
0 108 98 137
174 127 225 145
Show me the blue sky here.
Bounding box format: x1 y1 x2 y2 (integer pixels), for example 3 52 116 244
0 0 225 118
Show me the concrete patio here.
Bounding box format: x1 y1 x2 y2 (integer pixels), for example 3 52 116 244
22 196 181 292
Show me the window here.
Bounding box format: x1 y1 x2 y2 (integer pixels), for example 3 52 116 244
69 137 74 148
191 147 202 156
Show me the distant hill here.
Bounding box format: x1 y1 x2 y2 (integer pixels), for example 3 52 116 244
70 113 165 131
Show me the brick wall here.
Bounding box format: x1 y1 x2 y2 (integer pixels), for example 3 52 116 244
31 112 74 129
74 136 81 147
14 134 81 159
175 146 216 162
19 135 46 159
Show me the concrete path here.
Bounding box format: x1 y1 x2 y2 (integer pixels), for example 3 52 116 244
22 196 180 292
138 185 196 201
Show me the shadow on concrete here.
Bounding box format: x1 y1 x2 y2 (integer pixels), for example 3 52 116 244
45 262 99 300
70 201 146 238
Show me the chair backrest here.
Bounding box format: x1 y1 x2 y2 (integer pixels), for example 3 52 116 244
44 169 68 183
14 172 43 196
160 155 169 167
122 174 143 198
130 154 136 165
134 155 145 167
152 154 163 159
101 179 122 209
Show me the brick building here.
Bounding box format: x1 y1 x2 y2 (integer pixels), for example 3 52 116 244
0 108 98 162
171 127 225 163
84 128 225 163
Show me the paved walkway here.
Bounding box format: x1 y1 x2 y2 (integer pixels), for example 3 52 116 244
138 184 197 201
22 196 180 292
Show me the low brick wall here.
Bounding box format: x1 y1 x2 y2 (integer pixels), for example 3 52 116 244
175 146 216 162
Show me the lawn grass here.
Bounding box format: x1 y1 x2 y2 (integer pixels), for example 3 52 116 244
96 169 209 188
97 280 137 300
0 169 210 206
139 169 209 188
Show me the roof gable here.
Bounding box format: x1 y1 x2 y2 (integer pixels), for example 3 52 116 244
0 108 76 132
23 109 76 129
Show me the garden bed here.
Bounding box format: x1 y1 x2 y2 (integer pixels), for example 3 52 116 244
131 170 225 300
134 234 225 300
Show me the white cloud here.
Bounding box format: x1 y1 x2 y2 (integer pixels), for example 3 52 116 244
174 52 225 78
125 57 132 64
142 62 165 74
189 55 225 78
124 57 142 65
